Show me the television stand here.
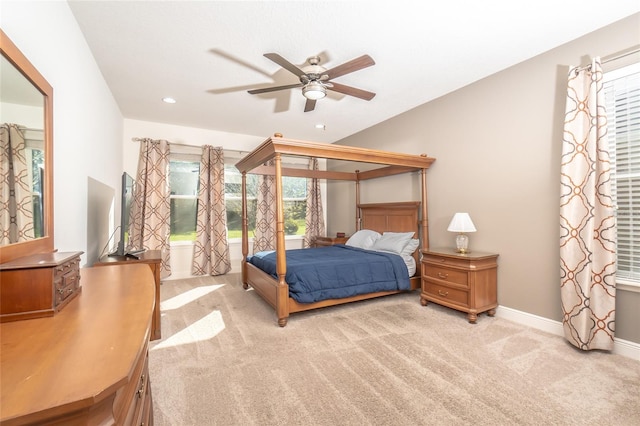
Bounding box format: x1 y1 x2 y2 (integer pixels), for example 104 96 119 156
93 250 162 341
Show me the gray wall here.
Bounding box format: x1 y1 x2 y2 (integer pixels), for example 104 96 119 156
328 14 640 344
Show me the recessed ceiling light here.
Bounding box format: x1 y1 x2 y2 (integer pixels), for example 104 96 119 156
315 124 325 130
162 97 176 104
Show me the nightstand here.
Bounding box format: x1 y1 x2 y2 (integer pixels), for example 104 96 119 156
312 236 350 247
420 248 498 323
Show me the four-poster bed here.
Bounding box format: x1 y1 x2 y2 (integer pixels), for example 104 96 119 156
235 135 435 326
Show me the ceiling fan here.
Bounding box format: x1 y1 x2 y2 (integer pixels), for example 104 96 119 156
248 53 376 112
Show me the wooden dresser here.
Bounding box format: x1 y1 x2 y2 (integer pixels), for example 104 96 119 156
0 264 155 425
0 251 83 322
420 248 499 323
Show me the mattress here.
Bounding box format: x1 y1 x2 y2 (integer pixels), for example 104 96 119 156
248 245 411 303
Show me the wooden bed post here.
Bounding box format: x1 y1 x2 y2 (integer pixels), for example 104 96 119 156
274 153 289 326
355 170 361 231
241 172 249 288
420 166 429 251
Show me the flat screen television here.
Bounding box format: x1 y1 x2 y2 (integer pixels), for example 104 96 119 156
109 172 144 258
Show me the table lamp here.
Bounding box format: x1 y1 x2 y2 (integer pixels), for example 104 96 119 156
447 212 477 253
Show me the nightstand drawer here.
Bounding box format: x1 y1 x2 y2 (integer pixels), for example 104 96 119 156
423 253 472 269
422 281 468 305
423 265 467 286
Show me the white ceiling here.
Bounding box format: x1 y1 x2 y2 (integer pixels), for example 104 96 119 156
68 1 640 144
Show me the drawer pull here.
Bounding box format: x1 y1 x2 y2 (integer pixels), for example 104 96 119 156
438 290 449 297
437 272 448 279
137 374 145 399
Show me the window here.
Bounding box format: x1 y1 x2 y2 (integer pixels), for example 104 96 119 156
168 156 307 242
604 62 640 285
22 148 44 238
224 164 307 239
169 159 199 242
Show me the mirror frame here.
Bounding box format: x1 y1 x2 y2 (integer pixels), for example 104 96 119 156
0 29 54 263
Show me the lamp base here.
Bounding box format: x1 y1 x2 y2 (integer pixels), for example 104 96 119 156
455 233 470 254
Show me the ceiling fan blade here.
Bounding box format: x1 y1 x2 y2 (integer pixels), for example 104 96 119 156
328 82 376 101
264 53 307 78
248 83 303 95
304 99 317 112
324 54 375 80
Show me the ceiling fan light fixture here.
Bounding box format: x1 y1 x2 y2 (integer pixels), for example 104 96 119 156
302 81 326 100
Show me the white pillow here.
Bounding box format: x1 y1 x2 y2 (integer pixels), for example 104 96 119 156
345 229 381 250
401 238 420 257
371 231 415 254
403 255 416 277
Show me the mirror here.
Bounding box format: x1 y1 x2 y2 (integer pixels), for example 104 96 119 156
0 29 53 263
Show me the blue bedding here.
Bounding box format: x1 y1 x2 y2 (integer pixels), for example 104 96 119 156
247 245 410 303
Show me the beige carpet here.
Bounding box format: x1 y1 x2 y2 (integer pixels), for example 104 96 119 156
149 274 640 425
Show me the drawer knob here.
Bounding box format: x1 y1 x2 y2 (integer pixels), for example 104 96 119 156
438 290 449 297
437 272 448 279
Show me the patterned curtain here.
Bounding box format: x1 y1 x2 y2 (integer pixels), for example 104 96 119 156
0 124 34 244
560 57 616 351
192 145 231 276
252 159 276 254
129 138 172 278
303 158 325 248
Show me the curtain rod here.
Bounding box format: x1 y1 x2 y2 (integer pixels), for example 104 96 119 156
131 137 247 155
603 47 640 64
573 46 640 73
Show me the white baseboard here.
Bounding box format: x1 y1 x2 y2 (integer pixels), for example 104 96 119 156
495 306 640 361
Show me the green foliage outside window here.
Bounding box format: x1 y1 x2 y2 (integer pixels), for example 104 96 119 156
169 160 307 241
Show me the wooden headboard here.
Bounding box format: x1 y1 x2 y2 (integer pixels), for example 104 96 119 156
359 202 420 234
358 201 422 280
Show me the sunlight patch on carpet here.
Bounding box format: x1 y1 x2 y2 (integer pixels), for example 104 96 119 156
160 284 225 311
151 310 225 350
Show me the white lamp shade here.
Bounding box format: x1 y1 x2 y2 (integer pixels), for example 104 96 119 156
302 81 326 100
447 213 477 233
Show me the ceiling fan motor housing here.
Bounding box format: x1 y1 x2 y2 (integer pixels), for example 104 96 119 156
301 57 328 83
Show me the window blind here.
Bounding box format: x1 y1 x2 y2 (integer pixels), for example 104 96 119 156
604 63 640 283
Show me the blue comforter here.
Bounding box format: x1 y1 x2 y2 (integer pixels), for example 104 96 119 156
247 245 410 303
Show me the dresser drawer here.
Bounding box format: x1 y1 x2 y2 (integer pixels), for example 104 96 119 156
54 257 80 278
422 280 468 306
55 280 76 305
423 265 468 286
130 354 150 426
54 267 78 290
54 257 81 308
